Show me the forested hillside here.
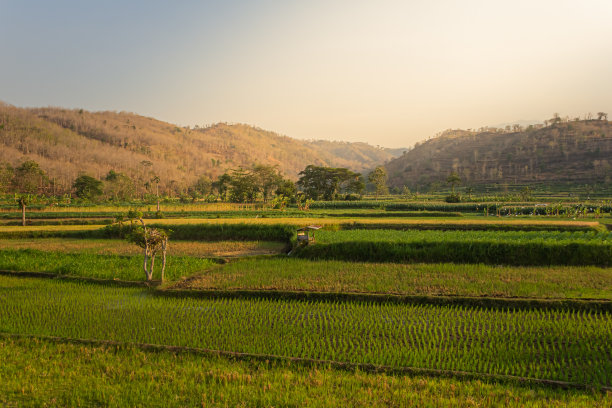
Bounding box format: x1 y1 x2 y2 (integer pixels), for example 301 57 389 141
385 119 612 190
0 103 401 194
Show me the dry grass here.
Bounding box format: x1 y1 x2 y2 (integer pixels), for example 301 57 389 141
0 217 601 234
0 225 101 232
148 217 601 227
1 203 260 213
0 239 285 258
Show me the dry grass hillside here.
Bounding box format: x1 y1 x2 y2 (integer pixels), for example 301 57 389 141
385 120 612 190
0 103 401 194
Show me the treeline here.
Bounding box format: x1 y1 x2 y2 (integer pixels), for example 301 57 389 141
0 159 389 205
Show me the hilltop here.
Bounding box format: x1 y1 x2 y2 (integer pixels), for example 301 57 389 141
0 103 401 193
385 120 612 190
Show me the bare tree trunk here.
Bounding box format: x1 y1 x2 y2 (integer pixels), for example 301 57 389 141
143 248 150 281
21 203 26 227
150 255 156 281
156 184 160 212
139 218 151 281
160 238 168 282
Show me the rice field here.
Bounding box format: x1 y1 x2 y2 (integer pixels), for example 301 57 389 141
295 229 612 266
2 203 611 405
0 238 285 258
175 258 612 300
1 275 610 388
0 250 217 281
2 336 608 408
314 229 612 244
0 217 603 241
147 217 604 230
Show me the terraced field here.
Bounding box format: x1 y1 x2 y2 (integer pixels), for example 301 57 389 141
1 204 611 406
0 238 285 258
2 336 609 407
294 229 612 266
1 275 610 388
173 258 612 300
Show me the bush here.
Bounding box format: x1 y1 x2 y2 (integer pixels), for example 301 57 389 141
444 194 461 203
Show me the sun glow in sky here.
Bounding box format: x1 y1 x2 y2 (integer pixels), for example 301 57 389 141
2 0 612 147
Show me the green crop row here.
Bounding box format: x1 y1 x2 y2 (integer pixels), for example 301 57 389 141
0 223 297 242
308 201 496 211
144 223 295 242
190 257 612 300
1 276 610 387
338 222 602 233
3 337 609 408
0 249 217 281
315 229 612 244
0 210 310 220
308 201 390 209
294 230 612 266
0 211 123 219
386 203 499 212
0 219 113 226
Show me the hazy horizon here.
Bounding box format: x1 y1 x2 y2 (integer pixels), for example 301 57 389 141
2 0 611 148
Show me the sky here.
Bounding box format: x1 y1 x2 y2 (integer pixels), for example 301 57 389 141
2 0 612 148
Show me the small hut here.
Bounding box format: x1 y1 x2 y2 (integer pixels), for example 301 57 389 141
296 225 321 245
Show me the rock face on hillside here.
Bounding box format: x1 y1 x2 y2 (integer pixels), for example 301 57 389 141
0 103 402 192
385 121 612 189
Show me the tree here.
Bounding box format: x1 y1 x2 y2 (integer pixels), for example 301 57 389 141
597 112 608 121
73 174 103 200
368 166 388 198
193 175 212 196
345 175 366 196
228 168 259 203
104 170 134 201
213 173 231 201
297 165 362 200
16 194 33 226
12 160 48 194
252 164 282 202
127 217 169 282
139 160 154 199
0 163 14 194
519 186 532 201
446 172 461 194
550 113 562 125
275 179 297 202
297 165 328 200
188 175 213 201
465 187 474 199
151 175 161 211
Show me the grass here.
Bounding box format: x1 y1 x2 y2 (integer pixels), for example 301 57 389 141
314 229 612 244
0 249 217 281
2 336 609 408
295 229 612 266
176 257 612 300
1 275 610 387
0 217 603 240
147 217 603 228
0 222 297 241
0 238 285 258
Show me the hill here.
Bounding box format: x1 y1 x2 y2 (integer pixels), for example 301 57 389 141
0 103 402 194
385 120 612 190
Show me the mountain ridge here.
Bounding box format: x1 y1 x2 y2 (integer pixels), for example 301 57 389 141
385 120 612 190
0 103 403 194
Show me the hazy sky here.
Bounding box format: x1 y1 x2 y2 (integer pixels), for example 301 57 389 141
2 0 612 147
